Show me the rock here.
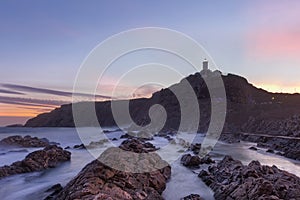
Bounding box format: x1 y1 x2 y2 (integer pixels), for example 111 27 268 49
284 149 300 160
112 138 118 141
181 194 204 200
219 132 241 143
199 155 300 200
73 144 86 149
276 152 284 156
181 154 215 168
249 146 258 151
189 143 201 154
0 145 71 178
266 149 274 153
245 136 300 160
0 135 51 147
119 138 158 153
53 138 171 200
86 139 109 148
120 133 133 139
44 184 63 200
181 154 201 168
200 155 215 164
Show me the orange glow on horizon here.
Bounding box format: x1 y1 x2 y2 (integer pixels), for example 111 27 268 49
253 83 300 94
0 104 56 117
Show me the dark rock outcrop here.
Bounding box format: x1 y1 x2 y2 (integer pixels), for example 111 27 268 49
52 139 171 200
0 145 71 178
199 155 300 200
0 135 53 147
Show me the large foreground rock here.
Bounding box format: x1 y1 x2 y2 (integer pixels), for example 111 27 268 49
0 145 71 178
199 155 300 200
52 139 171 200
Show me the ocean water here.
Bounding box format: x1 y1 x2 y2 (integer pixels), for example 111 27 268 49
0 127 299 200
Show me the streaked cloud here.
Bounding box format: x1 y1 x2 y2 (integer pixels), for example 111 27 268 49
0 96 68 107
0 89 24 95
2 83 112 99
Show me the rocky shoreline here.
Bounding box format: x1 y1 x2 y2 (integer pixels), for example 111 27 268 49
1 131 300 199
198 155 300 200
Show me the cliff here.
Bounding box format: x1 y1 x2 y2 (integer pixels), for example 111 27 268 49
25 71 300 135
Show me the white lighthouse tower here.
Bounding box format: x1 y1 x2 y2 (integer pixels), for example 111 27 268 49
203 59 209 71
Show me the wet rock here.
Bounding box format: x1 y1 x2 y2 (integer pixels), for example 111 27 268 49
0 135 51 147
181 154 214 168
44 184 63 200
181 154 201 168
86 139 109 149
189 143 201 154
249 146 258 151
0 145 71 178
181 194 204 200
120 133 133 139
219 132 241 143
119 138 159 153
53 138 171 200
284 149 300 160
200 155 215 164
266 149 274 153
73 144 86 149
251 137 300 160
199 155 300 200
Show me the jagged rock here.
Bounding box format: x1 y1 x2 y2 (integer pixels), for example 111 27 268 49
0 135 53 147
199 155 300 200
53 139 171 200
0 145 71 178
44 184 63 200
119 138 159 153
181 194 204 200
181 154 214 168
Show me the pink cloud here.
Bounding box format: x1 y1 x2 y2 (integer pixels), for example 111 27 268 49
247 28 300 58
245 1 300 59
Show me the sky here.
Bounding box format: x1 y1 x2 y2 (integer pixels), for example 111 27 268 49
1 0 300 126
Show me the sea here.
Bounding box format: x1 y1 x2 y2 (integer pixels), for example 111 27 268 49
0 127 299 200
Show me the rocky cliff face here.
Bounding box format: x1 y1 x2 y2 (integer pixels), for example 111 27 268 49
25 72 300 136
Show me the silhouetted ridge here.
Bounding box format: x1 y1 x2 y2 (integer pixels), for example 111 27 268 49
25 71 300 136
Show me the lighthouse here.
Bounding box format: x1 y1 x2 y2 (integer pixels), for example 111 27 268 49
203 59 208 71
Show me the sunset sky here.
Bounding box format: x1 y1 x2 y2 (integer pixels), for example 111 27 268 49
1 0 300 126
